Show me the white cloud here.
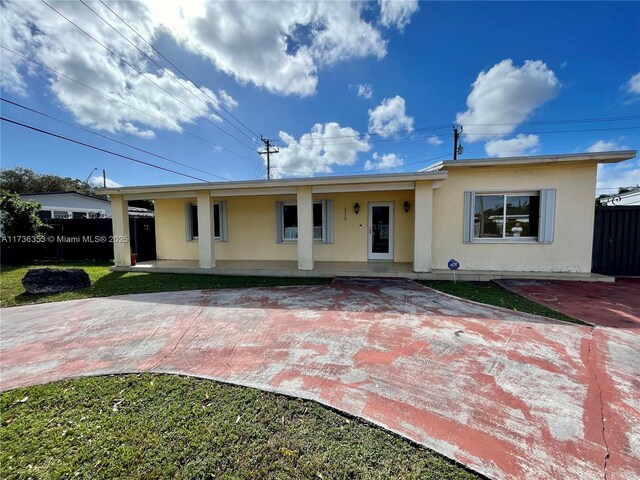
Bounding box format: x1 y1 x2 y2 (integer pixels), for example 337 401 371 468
2 0 404 139
368 95 414 137
2 0 238 138
217 89 238 109
146 1 387 96
357 84 374 99
89 175 122 188
587 139 629 153
379 0 419 31
364 152 404 171
624 72 640 95
273 122 371 178
484 134 540 157
456 59 560 142
597 159 640 191
426 135 443 145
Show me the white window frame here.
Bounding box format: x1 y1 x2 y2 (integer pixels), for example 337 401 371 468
185 201 227 242
276 200 333 244
463 189 556 244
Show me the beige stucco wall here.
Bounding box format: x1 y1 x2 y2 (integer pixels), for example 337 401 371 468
154 190 415 262
432 162 598 273
154 163 597 273
314 191 414 262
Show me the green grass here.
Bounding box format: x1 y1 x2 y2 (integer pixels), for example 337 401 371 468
420 280 584 324
0 262 330 308
0 374 480 480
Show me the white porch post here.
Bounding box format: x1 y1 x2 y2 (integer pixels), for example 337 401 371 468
111 194 131 266
413 181 433 273
297 186 314 270
197 191 215 268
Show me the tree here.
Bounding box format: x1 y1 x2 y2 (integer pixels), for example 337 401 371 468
0 167 100 197
618 185 639 195
0 191 46 236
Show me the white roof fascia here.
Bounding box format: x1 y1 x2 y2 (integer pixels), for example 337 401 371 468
99 171 448 197
419 150 636 171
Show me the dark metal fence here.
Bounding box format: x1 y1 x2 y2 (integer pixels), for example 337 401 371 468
592 206 640 276
1 217 156 265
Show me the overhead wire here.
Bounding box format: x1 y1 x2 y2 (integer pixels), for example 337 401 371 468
1 98 230 181
41 0 257 152
79 0 256 144
0 46 257 165
270 154 451 177
97 0 259 140
2 117 211 182
281 115 640 144
292 125 640 148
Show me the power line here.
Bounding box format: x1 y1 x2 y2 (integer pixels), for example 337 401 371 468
1 98 230 181
1 116 210 183
270 153 451 177
293 125 640 148
41 0 256 152
282 115 640 144
97 0 259 141
79 0 255 144
0 46 258 165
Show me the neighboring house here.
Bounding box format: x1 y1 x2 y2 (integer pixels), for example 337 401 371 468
19 192 153 219
599 189 640 206
101 150 636 278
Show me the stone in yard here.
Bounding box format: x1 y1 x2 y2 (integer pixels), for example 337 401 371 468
22 268 91 294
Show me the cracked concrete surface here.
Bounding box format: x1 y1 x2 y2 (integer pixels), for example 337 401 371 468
1 278 639 480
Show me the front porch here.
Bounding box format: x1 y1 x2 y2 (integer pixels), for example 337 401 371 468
110 259 614 282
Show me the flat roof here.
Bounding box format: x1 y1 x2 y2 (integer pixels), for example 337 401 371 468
421 150 637 171
20 191 111 203
99 170 448 196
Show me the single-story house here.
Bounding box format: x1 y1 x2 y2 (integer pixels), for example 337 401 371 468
19 191 153 219
101 150 637 280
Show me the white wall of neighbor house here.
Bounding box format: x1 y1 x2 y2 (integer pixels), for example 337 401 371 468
153 190 416 263
431 162 598 273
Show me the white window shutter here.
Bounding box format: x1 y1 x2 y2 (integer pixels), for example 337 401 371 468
539 189 556 243
185 202 194 241
463 191 474 243
324 200 334 244
220 201 228 242
275 201 283 243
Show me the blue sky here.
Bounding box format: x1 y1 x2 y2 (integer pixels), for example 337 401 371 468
1 1 638 193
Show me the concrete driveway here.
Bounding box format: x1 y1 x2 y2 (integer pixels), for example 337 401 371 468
1 278 638 480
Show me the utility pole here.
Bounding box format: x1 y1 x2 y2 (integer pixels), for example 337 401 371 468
258 135 279 180
453 125 463 160
102 169 106 188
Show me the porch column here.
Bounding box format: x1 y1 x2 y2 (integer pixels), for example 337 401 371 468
111 194 131 266
413 181 433 272
297 186 314 270
197 191 215 268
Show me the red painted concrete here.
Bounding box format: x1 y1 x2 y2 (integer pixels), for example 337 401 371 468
1 278 639 480
496 278 640 479
496 278 640 329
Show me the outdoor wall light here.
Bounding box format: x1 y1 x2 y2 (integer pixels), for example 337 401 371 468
404 201 410 213
353 202 360 215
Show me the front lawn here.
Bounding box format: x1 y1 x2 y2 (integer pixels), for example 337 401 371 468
0 263 330 307
419 280 583 324
0 374 479 480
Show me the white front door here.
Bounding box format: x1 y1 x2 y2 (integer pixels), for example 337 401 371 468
368 202 394 260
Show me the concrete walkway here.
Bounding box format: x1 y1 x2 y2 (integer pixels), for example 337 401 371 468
1 278 638 480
